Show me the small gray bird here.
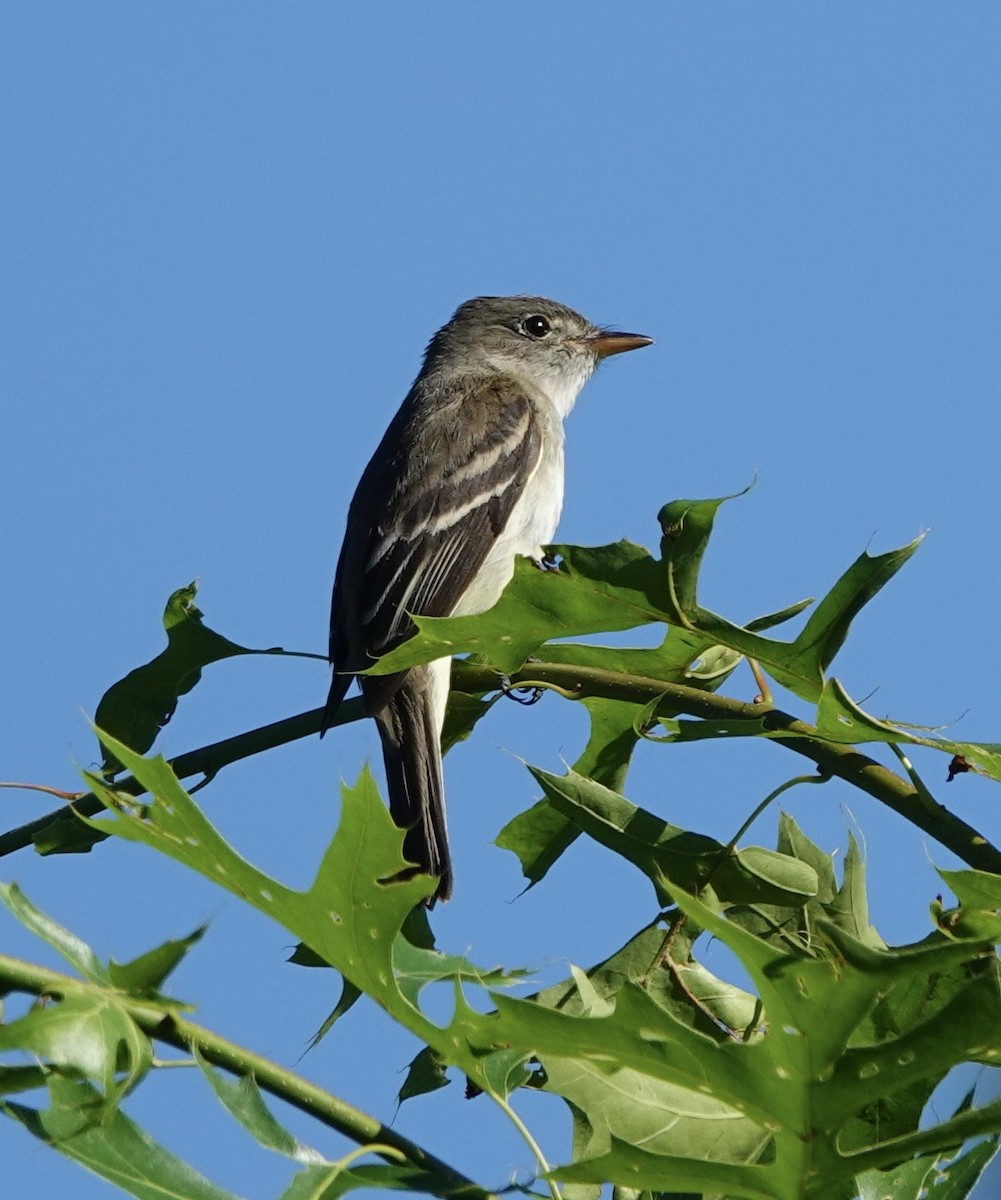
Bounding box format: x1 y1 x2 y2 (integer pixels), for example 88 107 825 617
323 296 651 903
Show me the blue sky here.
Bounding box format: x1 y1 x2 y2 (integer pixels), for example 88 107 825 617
3 4 1001 1197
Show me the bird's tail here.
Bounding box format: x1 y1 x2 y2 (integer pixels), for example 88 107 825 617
320 669 353 738
371 661 452 905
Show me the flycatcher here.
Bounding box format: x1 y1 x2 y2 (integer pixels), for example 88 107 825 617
323 295 651 903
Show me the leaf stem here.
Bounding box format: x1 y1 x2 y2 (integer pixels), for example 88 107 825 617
746 658 773 705
727 771 830 849
489 1089 561 1200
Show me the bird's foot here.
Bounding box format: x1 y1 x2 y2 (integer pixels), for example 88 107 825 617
499 665 545 706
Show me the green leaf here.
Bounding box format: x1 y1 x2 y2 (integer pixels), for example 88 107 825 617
533 922 751 1036
31 813 108 856
931 901 1001 941
777 813 839 905
495 792 583 890
535 920 764 1056
680 541 920 703
397 1046 449 1104
493 619 758 891
195 1050 325 1162
305 978 364 1051
815 678 915 744
792 538 922 679
107 926 206 995
391 936 526 1010
94 581 278 773
827 833 885 949
923 1139 1000 1198
371 542 669 675
288 942 329 967
658 489 750 618
653 494 922 702
730 817 887 958
0 881 109 983
440 688 501 754
526 765 818 909
0 991 150 1103
543 1057 771 1176
938 866 1001 911
2 1076 243 1200
809 679 1001 791
731 845 819 903
686 883 1001 1142
0 1065 51 1096
539 621 759 699
277 1160 461 1200
746 598 815 633
856 1139 1000 1200
856 1155 942 1199
85 735 433 1022
84 730 527 1078
475 1045 534 1097
644 715 771 743
549 1136 778 1199
496 697 643 889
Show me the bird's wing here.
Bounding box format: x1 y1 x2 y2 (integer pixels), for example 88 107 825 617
329 377 543 678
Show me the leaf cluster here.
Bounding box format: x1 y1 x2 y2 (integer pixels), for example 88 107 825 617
2 494 1001 1199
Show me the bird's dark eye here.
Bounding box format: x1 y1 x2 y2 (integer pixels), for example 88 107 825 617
521 314 551 339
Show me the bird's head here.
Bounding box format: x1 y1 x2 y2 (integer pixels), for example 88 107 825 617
424 295 652 415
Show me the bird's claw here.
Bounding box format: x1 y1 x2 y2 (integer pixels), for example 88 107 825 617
499 674 545 706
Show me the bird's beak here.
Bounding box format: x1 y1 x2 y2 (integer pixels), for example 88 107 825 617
585 330 654 359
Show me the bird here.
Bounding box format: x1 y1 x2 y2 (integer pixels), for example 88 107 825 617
322 295 652 903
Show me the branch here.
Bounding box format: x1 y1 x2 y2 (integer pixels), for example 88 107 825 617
453 661 1001 874
0 702 349 858
3 660 998 877
0 953 487 1199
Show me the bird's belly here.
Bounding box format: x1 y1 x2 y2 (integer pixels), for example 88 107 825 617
451 447 564 617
